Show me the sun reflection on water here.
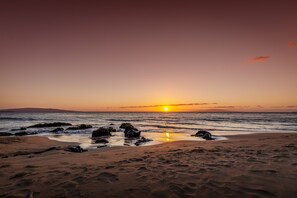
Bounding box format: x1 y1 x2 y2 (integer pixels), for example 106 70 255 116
166 132 170 141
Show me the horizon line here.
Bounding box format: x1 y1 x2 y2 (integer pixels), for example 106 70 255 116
0 107 296 113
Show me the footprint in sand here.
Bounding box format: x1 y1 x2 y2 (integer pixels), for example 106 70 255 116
169 184 190 197
25 165 38 169
129 158 144 162
0 164 11 168
10 172 28 179
105 165 115 169
138 166 147 171
150 188 168 198
189 148 205 153
17 178 33 187
97 172 119 183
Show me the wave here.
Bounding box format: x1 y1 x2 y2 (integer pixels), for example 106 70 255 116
106 119 143 122
0 117 36 121
1 112 296 134
140 124 198 130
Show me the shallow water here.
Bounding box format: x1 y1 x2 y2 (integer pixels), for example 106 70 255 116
1 112 296 148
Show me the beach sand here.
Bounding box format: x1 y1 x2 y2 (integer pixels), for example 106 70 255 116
0 133 296 198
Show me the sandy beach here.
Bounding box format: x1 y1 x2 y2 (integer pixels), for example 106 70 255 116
0 133 296 198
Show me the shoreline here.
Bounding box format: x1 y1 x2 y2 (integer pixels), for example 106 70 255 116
1 133 297 197
44 131 297 148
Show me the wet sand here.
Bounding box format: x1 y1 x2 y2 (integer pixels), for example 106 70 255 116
0 133 297 198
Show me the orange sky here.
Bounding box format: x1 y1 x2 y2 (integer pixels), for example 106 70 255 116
0 0 296 112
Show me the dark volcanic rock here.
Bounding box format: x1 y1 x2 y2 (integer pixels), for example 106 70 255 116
108 127 117 132
119 123 134 130
50 128 64 133
0 132 13 136
67 124 92 130
14 132 38 136
95 138 109 144
125 128 141 138
14 132 29 136
97 145 107 148
120 123 141 137
65 145 87 153
135 137 152 146
192 130 214 140
28 122 72 128
92 127 113 137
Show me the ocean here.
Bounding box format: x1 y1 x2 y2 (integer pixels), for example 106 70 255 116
1 112 296 148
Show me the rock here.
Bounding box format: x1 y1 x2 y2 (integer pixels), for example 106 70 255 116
119 123 134 130
50 128 64 133
67 124 92 130
108 127 117 132
120 123 140 137
110 123 114 125
14 132 38 136
192 130 214 140
11 127 27 131
28 122 72 128
125 128 141 138
14 132 29 136
92 127 113 137
97 145 107 148
95 138 109 144
135 137 152 146
65 145 87 153
0 132 13 136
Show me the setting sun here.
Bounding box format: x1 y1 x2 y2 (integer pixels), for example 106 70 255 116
163 106 169 112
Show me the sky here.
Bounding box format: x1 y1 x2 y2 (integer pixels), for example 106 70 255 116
0 0 296 112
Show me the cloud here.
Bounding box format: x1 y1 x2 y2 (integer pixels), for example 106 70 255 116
212 106 235 109
242 56 270 65
271 105 297 109
288 41 297 48
251 56 270 63
120 103 217 109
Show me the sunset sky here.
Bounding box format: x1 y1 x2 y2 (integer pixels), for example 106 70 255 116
0 0 296 112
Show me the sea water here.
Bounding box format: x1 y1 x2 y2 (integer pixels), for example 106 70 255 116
1 112 296 148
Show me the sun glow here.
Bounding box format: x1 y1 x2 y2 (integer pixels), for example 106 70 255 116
163 106 169 112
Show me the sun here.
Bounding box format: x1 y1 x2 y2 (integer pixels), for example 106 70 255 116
163 106 169 112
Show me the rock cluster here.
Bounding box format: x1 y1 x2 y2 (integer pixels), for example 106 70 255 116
15 132 38 136
67 124 92 130
192 130 214 140
28 122 72 128
92 127 115 137
0 132 13 136
120 123 141 138
135 137 152 146
64 145 87 153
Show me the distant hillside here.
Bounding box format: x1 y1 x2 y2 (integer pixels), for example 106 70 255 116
0 108 78 113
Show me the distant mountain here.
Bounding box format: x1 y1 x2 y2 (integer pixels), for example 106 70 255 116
0 108 78 113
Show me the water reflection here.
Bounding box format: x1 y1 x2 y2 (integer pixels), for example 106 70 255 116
48 130 214 149
166 132 170 141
